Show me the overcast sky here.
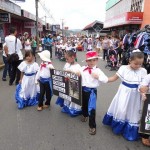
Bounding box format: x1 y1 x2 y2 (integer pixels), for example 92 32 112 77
15 0 107 29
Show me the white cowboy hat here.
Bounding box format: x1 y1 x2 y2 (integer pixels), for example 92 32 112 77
38 50 51 62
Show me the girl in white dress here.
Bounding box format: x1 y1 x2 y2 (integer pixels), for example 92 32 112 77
16 51 39 109
103 50 147 141
56 50 82 117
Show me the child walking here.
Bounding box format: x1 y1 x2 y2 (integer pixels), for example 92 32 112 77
56 50 82 116
103 50 147 141
15 50 39 109
36 50 54 111
80 51 108 135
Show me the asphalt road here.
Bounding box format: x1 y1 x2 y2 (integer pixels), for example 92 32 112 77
0 51 149 150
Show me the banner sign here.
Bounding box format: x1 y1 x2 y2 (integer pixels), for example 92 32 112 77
139 94 150 135
0 13 11 23
50 69 82 106
51 25 60 31
24 22 35 28
104 12 143 28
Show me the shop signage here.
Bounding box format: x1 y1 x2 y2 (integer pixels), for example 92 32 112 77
106 0 121 10
0 0 21 16
24 21 43 31
24 22 35 28
64 27 69 30
38 22 43 31
0 13 11 23
50 69 82 106
104 12 143 28
51 25 60 31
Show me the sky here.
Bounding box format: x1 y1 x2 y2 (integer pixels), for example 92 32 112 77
14 0 107 30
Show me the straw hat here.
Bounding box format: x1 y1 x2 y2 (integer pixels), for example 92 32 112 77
38 50 51 62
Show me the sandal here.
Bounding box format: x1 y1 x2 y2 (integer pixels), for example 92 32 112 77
142 138 150 147
37 106 43 111
81 116 88 122
89 128 96 135
43 105 49 109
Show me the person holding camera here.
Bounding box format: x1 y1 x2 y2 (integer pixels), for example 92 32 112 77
5 27 23 86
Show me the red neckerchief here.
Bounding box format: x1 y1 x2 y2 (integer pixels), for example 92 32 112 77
40 62 52 70
83 66 93 74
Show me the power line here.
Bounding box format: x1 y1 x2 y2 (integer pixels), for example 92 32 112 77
38 0 56 24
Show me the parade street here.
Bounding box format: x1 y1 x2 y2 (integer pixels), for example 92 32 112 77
0 51 149 150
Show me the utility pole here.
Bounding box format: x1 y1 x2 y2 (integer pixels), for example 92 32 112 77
35 0 39 48
61 19 64 37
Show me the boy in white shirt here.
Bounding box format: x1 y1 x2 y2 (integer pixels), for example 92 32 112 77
80 51 108 135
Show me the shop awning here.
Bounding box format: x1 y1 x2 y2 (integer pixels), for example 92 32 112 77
83 20 104 31
104 12 143 28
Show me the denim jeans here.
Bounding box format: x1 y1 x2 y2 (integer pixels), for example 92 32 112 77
2 56 11 79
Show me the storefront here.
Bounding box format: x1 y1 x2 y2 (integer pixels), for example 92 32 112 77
0 0 21 43
104 0 150 37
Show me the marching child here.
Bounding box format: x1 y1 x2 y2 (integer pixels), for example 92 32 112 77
36 50 54 111
139 75 150 147
80 51 108 135
103 49 147 141
15 50 39 109
56 50 82 116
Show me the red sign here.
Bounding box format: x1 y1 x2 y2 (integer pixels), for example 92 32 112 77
64 27 69 30
104 12 143 28
24 22 35 28
126 12 143 22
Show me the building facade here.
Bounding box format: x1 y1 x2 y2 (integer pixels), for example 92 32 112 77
104 0 150 37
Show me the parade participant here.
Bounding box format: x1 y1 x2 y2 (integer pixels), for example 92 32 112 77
31 36 37 58
95 37 102 54
56 50 82 116
15 50 39 109
103 50 147 141
87 38 93 51
36 50 54 111
139 75 150 147
102 35 110 61
80 51 108 135
24 32 31 51
2 43 11 81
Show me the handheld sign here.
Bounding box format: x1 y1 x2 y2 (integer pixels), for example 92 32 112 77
50 69 82 106
139 94 150 135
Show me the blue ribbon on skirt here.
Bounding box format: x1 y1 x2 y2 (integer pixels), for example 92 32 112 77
82 86 97 115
